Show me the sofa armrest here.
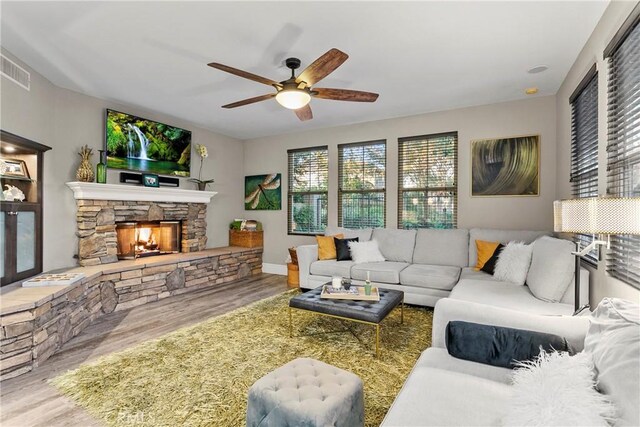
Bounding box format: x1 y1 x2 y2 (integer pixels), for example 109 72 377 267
432 299 590 352
296 244 318 288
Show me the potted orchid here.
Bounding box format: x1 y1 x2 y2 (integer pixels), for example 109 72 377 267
188 144 214 191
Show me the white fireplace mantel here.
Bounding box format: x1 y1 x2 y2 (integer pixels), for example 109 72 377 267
66 182 217 204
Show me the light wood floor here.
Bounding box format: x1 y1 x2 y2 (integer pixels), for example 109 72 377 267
0 273 289 427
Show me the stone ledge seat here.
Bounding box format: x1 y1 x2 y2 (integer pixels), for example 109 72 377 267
0 246 262 381
247 357 364 427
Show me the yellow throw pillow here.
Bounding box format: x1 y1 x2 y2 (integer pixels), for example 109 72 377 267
316 234 344 260
475 240 500 271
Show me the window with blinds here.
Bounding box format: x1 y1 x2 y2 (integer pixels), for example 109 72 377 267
570 66 599 265
398 132 458 229
287 146 328 235
605 13 640 288
338 140 386 228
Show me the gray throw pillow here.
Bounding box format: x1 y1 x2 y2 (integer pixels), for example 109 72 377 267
526 236 575 302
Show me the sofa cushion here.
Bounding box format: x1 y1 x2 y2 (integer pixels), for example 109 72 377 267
468 228 550 267
526 236 575 302
450 279 573 316
309 260 355 279
399 264 461 291
419 348 512 384
381 367 510 426
351 262 409 284
325 226 372 242
372 228 416 263
584 298 640 427
459 267 501 281
412 228 469 267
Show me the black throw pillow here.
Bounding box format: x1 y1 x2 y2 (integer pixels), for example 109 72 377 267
334 237 359 261
445 321 571 369
480 243 504 275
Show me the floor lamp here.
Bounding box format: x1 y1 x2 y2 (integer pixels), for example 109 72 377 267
553 197 640 315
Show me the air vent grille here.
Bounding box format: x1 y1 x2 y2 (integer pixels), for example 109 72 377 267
1 55 30 91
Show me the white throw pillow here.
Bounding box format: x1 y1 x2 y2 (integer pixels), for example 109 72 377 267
504 351 615 426
526 236 575 302
348 240 385 264
493 241 533 285
584 298 640 426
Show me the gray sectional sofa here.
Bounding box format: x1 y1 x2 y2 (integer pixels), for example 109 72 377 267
296 227 589 315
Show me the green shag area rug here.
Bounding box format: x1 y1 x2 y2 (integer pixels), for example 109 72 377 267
52 290 432 427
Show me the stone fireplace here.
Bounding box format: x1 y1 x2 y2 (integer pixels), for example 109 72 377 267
67 182 217 266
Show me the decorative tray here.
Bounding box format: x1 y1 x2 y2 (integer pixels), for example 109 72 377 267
320 285 380 301
23 272 85 288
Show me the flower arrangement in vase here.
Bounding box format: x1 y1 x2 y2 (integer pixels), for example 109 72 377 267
188 144 214 190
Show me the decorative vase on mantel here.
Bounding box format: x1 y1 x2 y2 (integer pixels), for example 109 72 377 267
96 149 107 184
76 145 94 182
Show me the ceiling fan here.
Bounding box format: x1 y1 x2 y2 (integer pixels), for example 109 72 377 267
207 48 379 121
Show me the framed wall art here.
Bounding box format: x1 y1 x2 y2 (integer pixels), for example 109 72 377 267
471 135 539 197
245 173 281 210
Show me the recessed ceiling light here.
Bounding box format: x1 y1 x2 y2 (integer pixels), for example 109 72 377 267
528 65 548 74
3 145 16 153
525 87 539 95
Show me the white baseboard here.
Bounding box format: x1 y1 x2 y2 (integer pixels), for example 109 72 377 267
262 263 287 275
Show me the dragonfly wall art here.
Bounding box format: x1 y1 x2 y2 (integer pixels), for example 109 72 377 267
244 173 282 210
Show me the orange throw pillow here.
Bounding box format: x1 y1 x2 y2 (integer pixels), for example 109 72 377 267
316 234 344 260
475 240 501 271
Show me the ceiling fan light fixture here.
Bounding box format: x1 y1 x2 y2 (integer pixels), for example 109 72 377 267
275 89 311 110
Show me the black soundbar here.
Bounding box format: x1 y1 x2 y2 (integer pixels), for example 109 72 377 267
119 172 180 187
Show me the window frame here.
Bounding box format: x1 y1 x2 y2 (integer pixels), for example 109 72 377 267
604 9 640 289
397 131 458 229
287 145 329 236
569 65 599 266
337 140 387 229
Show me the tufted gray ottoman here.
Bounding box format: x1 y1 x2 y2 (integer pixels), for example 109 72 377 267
246 357 365 427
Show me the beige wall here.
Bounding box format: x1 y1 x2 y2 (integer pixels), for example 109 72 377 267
556 1 640 306
244 96 558 264
1 49 245 272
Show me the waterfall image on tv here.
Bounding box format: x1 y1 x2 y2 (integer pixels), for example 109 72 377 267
106 109 191 177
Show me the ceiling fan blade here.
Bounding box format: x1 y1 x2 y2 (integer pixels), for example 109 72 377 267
313 88 379 102
222 93 276 109
208 62 281 87
294 104 313 121
296 48 348 87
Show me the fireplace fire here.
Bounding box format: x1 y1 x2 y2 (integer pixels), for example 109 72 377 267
115 221 181 259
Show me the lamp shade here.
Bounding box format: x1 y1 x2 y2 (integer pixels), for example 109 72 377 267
553 197 640 234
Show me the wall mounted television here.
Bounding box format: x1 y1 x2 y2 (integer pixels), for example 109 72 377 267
105 109 191 177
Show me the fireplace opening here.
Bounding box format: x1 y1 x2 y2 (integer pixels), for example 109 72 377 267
115 221 181 259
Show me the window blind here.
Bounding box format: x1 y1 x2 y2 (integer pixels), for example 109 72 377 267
570 66 599 265
287 146 328 235
606 17 640 288
338 140 386 228
398 132 458 229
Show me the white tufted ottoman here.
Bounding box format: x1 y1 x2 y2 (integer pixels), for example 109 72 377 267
246 357 365 427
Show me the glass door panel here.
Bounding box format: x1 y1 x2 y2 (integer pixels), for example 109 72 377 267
16 211 35 273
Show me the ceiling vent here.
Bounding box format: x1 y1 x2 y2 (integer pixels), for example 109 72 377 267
1 54 30 91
